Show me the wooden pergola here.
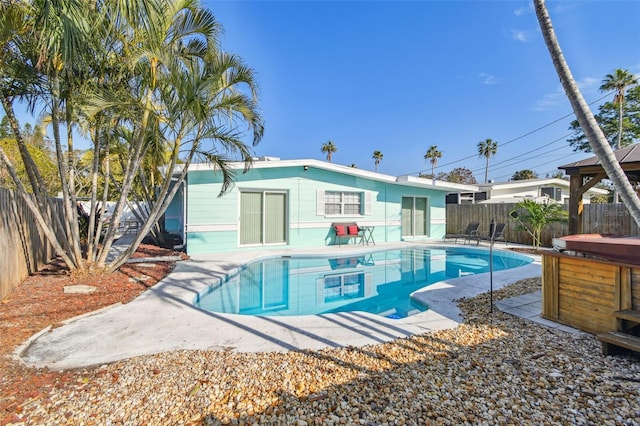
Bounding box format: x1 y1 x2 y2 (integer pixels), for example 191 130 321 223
558 143 640 235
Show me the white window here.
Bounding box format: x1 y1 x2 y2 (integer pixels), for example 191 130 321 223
325 191 360 215
323 273 365 302
317 190 371 216
541 187 562 201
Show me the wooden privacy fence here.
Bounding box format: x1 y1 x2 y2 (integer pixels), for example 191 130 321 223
446 203 639 247
0 188 61 299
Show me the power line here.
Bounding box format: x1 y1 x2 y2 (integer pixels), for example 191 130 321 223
402 91 613 177
468 133 572 176
492 149 588 180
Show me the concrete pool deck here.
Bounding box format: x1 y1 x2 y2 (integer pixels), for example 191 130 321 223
18 241 544 370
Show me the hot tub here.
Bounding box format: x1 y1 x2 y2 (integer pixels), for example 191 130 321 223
552 234 640 266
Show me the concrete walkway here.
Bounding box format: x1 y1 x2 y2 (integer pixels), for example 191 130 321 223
18 242 548 370
494 291 582 334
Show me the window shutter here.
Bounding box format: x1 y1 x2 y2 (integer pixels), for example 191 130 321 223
316 190 325 215
363 192 372 215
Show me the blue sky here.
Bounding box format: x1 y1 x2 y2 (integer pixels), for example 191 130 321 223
8 0 640 183
200 0 640 181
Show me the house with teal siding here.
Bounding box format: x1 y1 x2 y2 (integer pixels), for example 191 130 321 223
165 158 478 255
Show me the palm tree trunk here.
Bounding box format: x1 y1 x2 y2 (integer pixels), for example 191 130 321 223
484 157 489 183
0 144 76 267
50 72 83 269
617 96 623 150
86 121 101 263
1 93 75 260
614 100 624 203
534 0 640 229
0 96 47 203
106 132 185 272
96 87 154 267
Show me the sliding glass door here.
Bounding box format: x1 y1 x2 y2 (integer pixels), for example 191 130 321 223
240 191 287 245
401 196 429 237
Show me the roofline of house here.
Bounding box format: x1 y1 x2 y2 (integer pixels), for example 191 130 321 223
476 178 608 195
176 158 480 192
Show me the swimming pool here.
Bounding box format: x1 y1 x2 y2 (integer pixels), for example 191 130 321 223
195 246 533 319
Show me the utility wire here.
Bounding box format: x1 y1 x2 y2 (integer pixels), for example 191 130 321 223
493 153 582 181
467 133 572 176
403 91 613 177
487 143 571 174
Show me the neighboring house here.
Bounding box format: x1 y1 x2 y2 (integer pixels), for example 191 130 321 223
446 178 607 205
165 158 477 254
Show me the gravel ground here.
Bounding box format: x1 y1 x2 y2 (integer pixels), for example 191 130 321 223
14 278 640 425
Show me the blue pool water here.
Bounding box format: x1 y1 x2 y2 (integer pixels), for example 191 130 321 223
195 246 532 319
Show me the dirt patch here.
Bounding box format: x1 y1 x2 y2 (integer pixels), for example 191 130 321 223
507 247 547 255
0 244 182 423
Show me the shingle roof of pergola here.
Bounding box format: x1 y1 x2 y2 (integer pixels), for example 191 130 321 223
557 143 640 234
559 143 640 181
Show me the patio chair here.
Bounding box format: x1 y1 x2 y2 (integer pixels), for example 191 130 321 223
473 222 507 246
443 222 480 244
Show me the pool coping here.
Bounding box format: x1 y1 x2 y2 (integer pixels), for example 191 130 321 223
17 241 542 370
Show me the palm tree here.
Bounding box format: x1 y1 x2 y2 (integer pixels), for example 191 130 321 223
98 2 262 271
510 199 568 250
534 0 640 229
600 69 638 204
477 138 498 183
372 150 383 172
0 0 90 269
0 0 264 274
600 69 638 150
511 169 538 180
0 1 44 200
321 140 337 162
424 145 442 180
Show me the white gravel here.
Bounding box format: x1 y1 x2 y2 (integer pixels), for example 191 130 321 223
19 277 640 425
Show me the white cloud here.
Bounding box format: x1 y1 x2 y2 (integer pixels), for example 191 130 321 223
577 77 599 94
532 77 601 111
513 4 532 16
532 91 565 111
510 29 530 42
479 73 500 85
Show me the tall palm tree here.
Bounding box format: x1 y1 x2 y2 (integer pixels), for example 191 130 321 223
0 1 45 200
99 2 262 271
477 138 498 183
0 0 91 269
600 69 638 150
534 0 640 229
0 0 264 274
372 150 383 172
424 145 442 180
321 140 337 162
600 69 638 204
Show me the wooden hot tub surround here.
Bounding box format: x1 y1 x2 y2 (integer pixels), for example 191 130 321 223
552 233 640 265
542 246 640 355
